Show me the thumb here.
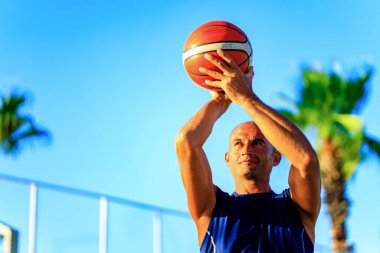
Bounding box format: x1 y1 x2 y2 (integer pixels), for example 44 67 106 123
247 66 254 80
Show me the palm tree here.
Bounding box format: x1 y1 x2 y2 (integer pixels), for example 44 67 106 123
0 90 50 155
278 65 380 253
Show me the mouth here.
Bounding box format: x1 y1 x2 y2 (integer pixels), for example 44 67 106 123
240 159 258 164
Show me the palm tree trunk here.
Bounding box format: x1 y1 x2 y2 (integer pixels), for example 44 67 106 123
320 139 353 253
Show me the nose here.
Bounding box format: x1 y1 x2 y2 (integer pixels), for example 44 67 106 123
242 143 254 156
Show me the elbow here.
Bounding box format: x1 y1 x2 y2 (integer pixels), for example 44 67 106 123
175 129 199 153
299 150 320 178
175 130 190 147
306 149 319 167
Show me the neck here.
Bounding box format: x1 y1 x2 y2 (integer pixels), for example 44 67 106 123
235 180 271 194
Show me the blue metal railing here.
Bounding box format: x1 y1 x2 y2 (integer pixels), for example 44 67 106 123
0 173 191 253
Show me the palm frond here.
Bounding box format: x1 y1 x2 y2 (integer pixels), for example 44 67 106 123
333 114 364 135
0 90 51 156
17 125 51 141
364 134 380 160
301 70 330 112
1 137 19 155
1 93 27 113
341 68 373 114
328 73 346 112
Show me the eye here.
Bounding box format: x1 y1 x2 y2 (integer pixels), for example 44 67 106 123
253 140 265 146
233 141 243 147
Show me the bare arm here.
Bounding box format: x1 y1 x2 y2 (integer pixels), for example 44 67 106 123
175 92 230 245
241 98 321 231
200 50 321 242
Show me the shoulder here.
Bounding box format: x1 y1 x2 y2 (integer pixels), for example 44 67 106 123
212 186 235 211
280 188 292 199
215 186 231 201
271 188 303 221
271 189 292 204
272 188 291 198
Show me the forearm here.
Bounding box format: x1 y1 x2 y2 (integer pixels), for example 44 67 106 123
176 99 230 147
175 98 229 219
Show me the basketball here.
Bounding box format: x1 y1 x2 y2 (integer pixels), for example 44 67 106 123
183 21 253 91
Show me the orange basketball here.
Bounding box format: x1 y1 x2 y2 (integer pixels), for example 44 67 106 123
183 21 252 91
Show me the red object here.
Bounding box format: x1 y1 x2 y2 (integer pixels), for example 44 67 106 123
183 21 252 91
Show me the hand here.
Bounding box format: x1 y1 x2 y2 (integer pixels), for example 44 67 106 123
210 90 232 112
210 90 230 102
199 49 255 105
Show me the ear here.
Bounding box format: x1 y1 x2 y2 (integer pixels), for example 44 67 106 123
273 151 281 167
225 152 230 165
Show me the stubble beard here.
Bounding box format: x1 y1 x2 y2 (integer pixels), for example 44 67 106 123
244 170 257 180
242 165 270 183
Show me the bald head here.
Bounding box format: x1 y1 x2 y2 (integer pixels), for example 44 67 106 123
228 121 276 153
229 122 262 143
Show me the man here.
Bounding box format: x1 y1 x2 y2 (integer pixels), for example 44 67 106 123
175 49 321 252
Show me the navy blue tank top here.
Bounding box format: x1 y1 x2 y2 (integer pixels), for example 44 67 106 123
200 187 314 253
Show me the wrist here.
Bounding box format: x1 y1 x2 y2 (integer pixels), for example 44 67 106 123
208 98 231 114
236 93 260 108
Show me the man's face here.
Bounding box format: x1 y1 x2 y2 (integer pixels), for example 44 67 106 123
225 122 279 182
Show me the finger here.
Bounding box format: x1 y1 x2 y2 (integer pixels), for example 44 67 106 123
217 90 226 96
209 91 218 96
210 90 224 98
199 67 225 80
217 49 239 69
204 53 230 73
205 79 222 88
210 90 231 102
247 66 254 79
209 90 218 98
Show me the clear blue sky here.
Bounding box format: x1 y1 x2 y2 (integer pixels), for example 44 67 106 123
1 0 380 252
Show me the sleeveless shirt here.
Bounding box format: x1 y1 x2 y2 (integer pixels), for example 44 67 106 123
200 187 314 253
